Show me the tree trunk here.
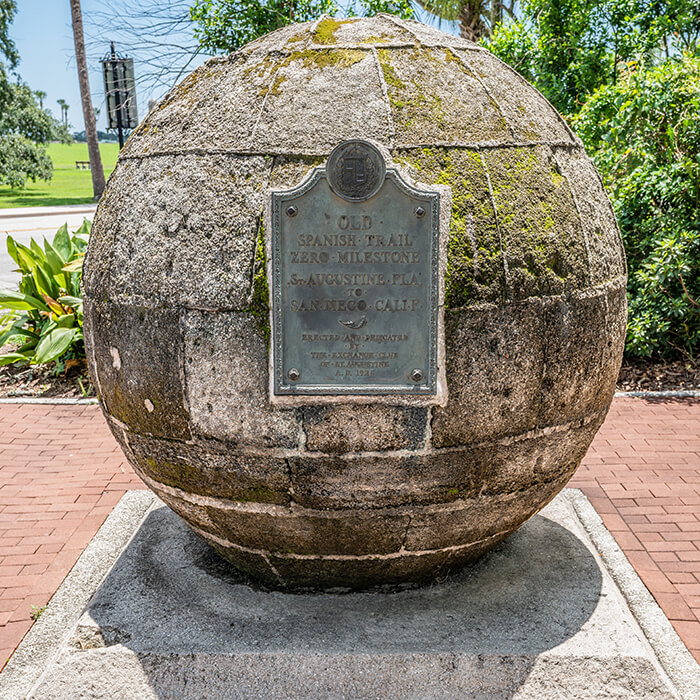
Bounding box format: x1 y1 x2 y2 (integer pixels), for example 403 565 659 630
70 0 105 200
458 0 489 43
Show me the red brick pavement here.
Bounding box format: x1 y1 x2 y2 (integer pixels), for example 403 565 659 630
569 397 700 664
0 403 144 667
0 398 698 670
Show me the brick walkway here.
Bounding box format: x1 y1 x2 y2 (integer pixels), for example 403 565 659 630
0 404 144 667
569 397 700 663
0 398 698 670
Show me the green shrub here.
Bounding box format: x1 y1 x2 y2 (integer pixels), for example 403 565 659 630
573 56 700 359
0 221 88 366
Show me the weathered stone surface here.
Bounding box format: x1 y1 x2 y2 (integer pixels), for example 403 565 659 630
403 483 559 552
289 450 486 510
399 148 506 305
122 55 271 157
84 299 190 440
431 300 544 448
553 147 626 285
309 15 416 46
123 432 291 505
458 50 576 145
290 416 602 512
182 311 300 448
607 282 629 376
483 145 589 299
269 155 323 189
263 534 507 591
250 49 391 153
153 488 411 556
303 404 427 452
205 537 281 587
539 289 624 426
476 417 605 498
377 47 510 146
83 154 271 309
85 15 626 590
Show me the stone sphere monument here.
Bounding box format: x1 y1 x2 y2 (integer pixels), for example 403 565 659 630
83 15 626 590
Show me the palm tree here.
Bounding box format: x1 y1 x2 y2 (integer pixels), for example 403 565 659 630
418 0 516 42
69 0 105 199
57 98 69 127
35 90 46 109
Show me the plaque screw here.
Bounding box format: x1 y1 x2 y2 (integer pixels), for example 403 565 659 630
286 205 298 217
288 368 300 381
410 368 424 382
415 207 425 218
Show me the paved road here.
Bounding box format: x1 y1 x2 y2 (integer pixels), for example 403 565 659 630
0 205 96 290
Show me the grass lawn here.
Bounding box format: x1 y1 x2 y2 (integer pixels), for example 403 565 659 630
0 142 120 208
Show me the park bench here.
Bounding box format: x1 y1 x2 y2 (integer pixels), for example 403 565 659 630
75 161 90 170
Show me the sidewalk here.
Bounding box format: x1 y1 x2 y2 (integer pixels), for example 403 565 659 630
1 397 698 669
0 204 97 219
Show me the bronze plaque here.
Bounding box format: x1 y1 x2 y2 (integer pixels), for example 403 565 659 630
270 140 440 396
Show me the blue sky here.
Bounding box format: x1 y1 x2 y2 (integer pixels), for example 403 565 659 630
10 0 200 132
10 2 456 135
13 0 113 132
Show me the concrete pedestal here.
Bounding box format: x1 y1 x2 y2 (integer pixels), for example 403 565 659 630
2 490 698 699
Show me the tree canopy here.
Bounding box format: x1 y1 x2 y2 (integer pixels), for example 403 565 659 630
0 0 53 188
190 0 414 53
483 0 699 360
573 56 700 358
486 0 699 114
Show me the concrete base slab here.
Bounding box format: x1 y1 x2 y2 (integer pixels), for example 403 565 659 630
2 489 698 699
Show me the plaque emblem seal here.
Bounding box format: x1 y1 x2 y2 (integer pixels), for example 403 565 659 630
327 139 386 202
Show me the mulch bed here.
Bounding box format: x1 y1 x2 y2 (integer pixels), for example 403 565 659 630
617 358 699 393
0 355 696 399
0 359 96 399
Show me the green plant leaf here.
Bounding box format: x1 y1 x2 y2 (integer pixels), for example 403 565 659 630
0 289 50 312
72 236 88 254
6 236 20 266
0 352 31 366
74 219 91 236
34 327 76 364
58 295 82 306
61 257 84 273
55 314 75 328
44 238 66 271
30 238 47 265
52 223 72 260
0 325 38 345
33 263 58 300
15 244 37 275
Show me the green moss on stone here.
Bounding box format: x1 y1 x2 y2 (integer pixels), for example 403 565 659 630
400 147 506 307
313 17 352 45
248 219 271 346
377 47 508 142
482 146 588 299
142 457 290 506
361 33 393 44
442 48 462 65
377 49 405 91
269 49 366 95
